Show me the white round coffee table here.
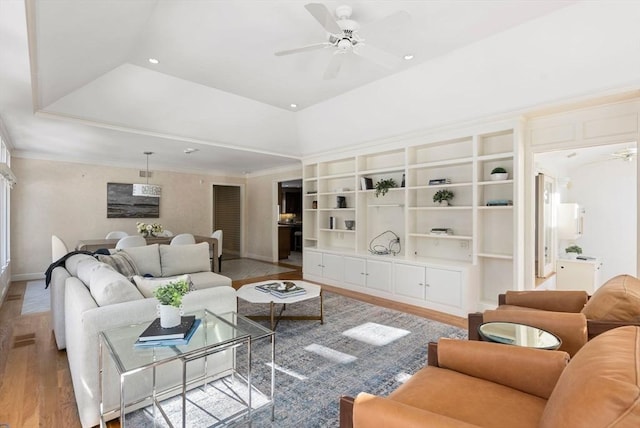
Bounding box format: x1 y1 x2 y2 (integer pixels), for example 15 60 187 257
236 280 323 330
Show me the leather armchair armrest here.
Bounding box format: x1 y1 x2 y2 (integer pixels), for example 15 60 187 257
353 393 480 428
587 319 640 339
436 338 569 399
467 312 484 341
502 290 588 312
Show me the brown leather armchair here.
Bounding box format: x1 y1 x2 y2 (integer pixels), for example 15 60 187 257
469 274 640 355
340 326 640 427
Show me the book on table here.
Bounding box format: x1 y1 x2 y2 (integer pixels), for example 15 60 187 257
138 315 196 341
135 319 201 348
255 281 306 298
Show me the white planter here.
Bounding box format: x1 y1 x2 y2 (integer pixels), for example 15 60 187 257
491 173 509 181
158 304 182 328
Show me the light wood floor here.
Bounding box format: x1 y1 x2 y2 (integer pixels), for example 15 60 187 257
0 260 465 427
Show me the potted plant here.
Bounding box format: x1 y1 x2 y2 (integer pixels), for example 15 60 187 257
565 244 583 259
433 189 454 206
154 279 190 328
490 167 509 181
374 178 397 197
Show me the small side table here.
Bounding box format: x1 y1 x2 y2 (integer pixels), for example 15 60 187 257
478 321 562 350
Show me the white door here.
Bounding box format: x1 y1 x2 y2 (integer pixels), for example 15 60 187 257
394 263 426 300
322 253 344 282
365 259 392 292
304 250 323 277
344 256 366 287
426 267 462 308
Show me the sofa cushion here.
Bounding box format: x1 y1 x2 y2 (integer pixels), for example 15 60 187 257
89 264 144 306
159 242 211 277
189 272 232 289
65 254 95 277
122 244 162 277
132 274 192 298
540 326 640 427
581 275 640 321
76 257 103 287
96 252 140 280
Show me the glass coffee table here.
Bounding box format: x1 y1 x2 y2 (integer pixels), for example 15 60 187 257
99 310 275 427
478 321 562 350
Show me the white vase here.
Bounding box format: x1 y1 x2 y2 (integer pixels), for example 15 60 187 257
158 304 181 328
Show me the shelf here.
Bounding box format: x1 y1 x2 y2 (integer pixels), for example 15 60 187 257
478 179 513 186
316 190 356 195
477 252 513 260
408 182 472 189
408 206 472 211
303 208 317 212
358 167 405 176
319 228 356 233
303 237 318 241
409 233 472 240
304 192 319 197
478 205 513 210
368 204 404 208
318 208 356 211
408 157 473 169
477 152 514 162
317 172 355 180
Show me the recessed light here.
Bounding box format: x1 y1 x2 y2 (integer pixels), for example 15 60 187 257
403 54 414 60
290 103 298 109
148 58 159 64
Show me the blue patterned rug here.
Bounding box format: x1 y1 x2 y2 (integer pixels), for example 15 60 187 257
128 291 467 427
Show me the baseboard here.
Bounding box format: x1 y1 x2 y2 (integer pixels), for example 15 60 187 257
244 253 275 263
11 272 45 282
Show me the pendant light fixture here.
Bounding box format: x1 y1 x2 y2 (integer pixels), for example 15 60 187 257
132 151 162 197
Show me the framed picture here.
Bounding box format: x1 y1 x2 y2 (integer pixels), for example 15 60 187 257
107 183 159 218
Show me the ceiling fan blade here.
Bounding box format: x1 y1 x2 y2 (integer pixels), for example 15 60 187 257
353 43 402 69
275 42 331 56
305 3 342 34
323 51 347 80
358 10 411 42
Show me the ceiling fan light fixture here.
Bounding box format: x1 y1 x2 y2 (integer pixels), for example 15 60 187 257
403 54 414 60
148 58 159 64
290 103 298 108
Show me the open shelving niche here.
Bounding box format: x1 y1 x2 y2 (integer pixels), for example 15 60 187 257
301 124 521 316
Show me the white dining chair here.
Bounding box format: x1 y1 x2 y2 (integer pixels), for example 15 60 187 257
115 235 147 249
105 231 128 239
51 235 69 262
170 233 196 245
211 230 223 272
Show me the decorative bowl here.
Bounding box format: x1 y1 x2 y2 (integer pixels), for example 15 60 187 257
345 220 355 230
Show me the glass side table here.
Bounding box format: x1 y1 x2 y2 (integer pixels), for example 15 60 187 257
478 321 562 350
99 309 275 427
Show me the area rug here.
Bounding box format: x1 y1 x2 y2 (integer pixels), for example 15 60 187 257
21 279 50 315
127 291 467 427
222 258 296 281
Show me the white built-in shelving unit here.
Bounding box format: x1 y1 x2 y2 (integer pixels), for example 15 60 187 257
302 121 522 316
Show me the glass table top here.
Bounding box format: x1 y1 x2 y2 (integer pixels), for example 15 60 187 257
478 321 562 350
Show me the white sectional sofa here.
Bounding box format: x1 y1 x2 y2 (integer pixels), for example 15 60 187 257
48 242 236 427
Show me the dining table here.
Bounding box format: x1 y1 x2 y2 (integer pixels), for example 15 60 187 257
75 235 219 272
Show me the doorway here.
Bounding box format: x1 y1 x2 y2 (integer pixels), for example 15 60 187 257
277 179 303 266
212 184 242 260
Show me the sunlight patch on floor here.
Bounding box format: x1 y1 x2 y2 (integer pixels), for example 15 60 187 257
304 344 357 364
342 322 410 346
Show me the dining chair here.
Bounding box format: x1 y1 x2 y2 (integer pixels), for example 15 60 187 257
115 235 147 249
105 231 128 239
211 230 223 272
170 233 196 245
51 235 69 262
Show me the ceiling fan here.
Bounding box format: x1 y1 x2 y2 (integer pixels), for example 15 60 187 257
275 3 411 79
609 147 637 162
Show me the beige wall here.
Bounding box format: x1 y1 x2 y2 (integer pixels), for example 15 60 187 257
11 157 245 279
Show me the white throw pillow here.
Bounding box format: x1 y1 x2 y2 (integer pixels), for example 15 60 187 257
89 265 144 306
65 254 95 277
159 243 211 277
76 258 103 287
132 274 191 298
122 244 162 277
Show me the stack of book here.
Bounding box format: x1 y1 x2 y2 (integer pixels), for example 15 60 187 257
430 228 454 235
429 178 452 185
486 199 513 206
256 281 307 298
134 315 201 348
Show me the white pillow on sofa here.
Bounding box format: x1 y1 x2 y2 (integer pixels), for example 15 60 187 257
65 254 95 277
76 258 103 287
159 243 211 277
122 244 162 277
89 265 144 306
132 274 192 298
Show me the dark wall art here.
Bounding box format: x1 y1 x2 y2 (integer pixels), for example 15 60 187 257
107 183 160 218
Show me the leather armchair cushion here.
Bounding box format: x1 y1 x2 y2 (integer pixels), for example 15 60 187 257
540 326 640 427
504 290 588 312
483 309 587 357
581 275 640 321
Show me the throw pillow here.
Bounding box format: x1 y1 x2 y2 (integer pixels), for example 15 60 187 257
132 274 192 298
581 274 640 321
96 252 140 280
89 264 144 306
122 244 162 277
76 258 104 287
159 242 211 277
65 254 95 277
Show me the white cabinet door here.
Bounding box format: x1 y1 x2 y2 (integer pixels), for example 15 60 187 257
426 267 462 308
366 259 392 292
344 256 367 287
304 250 323 277
322 253 344 282
394 263 426 300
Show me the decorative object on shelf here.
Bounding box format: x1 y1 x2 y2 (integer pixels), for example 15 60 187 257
153 279 190 328
368 230 401 256
429 178 451 185
312 200 318 209
486 199 513 206
401 173 405 188
345 220 355 230
433 189 454 206
430 228 454 235
565 244 583 260
337 196 347 208
136 221 163 237
360 177 374 190
329 216 336 229
374 178 397 197
490 167 509 181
